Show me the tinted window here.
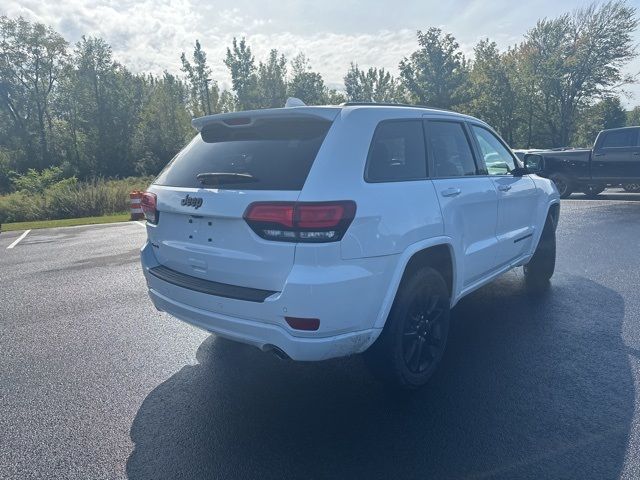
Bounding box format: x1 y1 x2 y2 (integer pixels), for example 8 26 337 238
427 121 477 177
154 118 332 190
471 125 516 175
365 120 427 182
600 130 636 148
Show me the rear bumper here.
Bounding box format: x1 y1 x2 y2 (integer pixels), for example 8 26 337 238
147 287 378 361
141 241 391 361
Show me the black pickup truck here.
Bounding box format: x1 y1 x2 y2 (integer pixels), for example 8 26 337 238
535 126 640 198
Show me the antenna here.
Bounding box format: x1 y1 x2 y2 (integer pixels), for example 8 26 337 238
285 97 306 108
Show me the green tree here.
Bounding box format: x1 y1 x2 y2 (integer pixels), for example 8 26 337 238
71 36 142 177
344 63 403 103
287 53 328 105
224 37 259 110
217 89 237 112
0 148 14 193
256 49 287 108
399 28 470 109
52 62 86 175
71 36 115 176
522 1 637 146
573 96 627 147
133 72 192 174
0 16 68 169
505 43 547 148
626 106 640 126
466 40 518 143
326 89 346 105
180 40 219 116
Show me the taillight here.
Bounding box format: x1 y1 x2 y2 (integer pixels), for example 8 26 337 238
244 203 294 228
244 201 356 243
141 192 158 224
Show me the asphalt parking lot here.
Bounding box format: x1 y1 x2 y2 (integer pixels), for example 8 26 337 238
1 191 640 480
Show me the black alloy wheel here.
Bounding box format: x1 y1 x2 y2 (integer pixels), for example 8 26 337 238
364 266 450 390
402 286 447 374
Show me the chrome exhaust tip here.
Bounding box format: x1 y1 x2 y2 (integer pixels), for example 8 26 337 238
267 345 291 360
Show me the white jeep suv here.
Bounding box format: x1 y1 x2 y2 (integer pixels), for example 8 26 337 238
140 102 560 389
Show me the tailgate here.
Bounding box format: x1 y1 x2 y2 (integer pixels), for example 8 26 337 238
145 110 337 293
147 186 299 292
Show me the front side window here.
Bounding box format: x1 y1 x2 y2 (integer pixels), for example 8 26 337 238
365 120 427 182
471 125 516 175
599 130 636 148
427 121 477 177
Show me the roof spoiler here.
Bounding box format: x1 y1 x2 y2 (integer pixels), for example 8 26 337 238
191 103 338 133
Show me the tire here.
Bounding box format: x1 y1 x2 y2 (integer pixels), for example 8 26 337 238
549 173 573 199
524 213 556 289
582 184 605 198
623 183 640 192
364 267 450 390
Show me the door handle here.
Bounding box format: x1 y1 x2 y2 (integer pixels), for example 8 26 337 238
497 185 512 192
633 152 640 156
594 153 604 157
441 187 461 197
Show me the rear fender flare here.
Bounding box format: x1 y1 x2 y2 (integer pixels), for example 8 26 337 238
373 236 457 329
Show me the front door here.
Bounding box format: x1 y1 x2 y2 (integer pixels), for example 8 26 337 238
592 129 639 181
469 124 539 267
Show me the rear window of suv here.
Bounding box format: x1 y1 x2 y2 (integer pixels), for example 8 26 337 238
154 117 332 190
365 120 427 182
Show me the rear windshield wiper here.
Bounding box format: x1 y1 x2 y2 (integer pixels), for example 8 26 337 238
196 172 258 185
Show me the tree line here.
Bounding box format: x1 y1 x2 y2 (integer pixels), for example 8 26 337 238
0 1 638 193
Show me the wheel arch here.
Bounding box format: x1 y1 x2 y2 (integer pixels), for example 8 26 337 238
548 202 560 228
373 237 457 329
528 199 560 259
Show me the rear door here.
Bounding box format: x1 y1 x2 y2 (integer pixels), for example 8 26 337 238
592 129 638 181
469 124 538 266
147 112 336 292
425 119 500 287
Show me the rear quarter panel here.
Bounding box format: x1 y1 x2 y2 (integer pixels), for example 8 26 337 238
299 107 446 260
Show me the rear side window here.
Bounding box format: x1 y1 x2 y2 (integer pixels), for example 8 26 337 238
599 129 636 148
154 118 332 190
365 120 427 182
427 121 477 177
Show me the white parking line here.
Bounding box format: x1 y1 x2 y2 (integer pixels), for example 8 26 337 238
134 221 146 228
7 230 31 249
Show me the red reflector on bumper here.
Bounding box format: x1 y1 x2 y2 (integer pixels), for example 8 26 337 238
285 317 320 331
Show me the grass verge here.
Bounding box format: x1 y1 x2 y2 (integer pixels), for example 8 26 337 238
2 213 133 232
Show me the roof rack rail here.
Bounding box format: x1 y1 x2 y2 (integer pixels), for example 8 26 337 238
340 102 453 113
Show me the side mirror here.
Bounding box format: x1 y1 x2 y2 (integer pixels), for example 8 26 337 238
523 153 545 174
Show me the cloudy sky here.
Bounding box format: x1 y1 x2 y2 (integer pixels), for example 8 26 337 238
4 0 640 104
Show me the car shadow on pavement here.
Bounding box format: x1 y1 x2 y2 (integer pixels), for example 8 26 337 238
126 273 633 480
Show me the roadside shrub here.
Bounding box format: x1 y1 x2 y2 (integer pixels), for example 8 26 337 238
0 175 153 223
11 166 65 194
0 191 45 222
